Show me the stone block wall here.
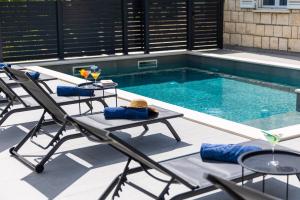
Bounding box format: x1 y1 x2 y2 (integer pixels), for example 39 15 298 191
224 0 300 52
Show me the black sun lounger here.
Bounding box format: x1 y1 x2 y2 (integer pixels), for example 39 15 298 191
0 64 56 92
66 115 275 200
206 174 281 200
0 67 114 126
8 68 183 173
0 70 56 104
0 68 57 107
0 64 24 72
2 71 57 93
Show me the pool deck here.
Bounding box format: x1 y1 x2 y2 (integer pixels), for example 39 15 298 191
0 75 300 199
192 49 300 71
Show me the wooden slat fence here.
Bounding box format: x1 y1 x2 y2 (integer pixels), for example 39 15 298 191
0 0 224 62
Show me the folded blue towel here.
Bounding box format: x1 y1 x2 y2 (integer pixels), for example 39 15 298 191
57 86 94 97
27 71 40 80
200 144 262 163
0 63 10 69
104 107 149 119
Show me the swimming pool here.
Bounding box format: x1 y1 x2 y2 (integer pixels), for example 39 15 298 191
111 68 296 128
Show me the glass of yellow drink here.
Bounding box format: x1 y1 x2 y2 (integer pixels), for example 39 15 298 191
91 70 101 84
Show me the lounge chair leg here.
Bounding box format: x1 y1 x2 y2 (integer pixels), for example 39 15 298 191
10 111 83 173
99 158 132 200
29 110 46 137
157 178 174 200
161 120 181 142
85 101 93 113
0 99 9 104
0 100 13 117
11 133 82 173
39 81 54 94
0 106 39 126
143 124 149 131
138 125 149 137
111 158 131 199
37 133 82 169
0 98 9 104
0 110 12 126
11 111 46 153
10 125 37 153
30 118 68 150
99 175 122 200
97 98 108 108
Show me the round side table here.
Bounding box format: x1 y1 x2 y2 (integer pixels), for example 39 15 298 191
238 150 300 200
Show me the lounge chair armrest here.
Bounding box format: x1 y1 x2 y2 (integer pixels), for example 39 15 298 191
205 174 281 200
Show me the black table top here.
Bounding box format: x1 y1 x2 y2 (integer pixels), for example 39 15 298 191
78 82 118 90
238 150 300 175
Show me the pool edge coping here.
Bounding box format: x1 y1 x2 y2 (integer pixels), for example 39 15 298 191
189 50 300 71
18 50 300 73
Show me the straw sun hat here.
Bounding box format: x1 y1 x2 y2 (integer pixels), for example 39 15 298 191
128 99 148 108
128 99 159 115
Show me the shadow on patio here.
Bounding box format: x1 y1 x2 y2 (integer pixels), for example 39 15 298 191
20 131 190 199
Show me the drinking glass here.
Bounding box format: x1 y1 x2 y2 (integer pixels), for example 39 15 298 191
79 69 90 87
91 69 101 84
262 131 282 166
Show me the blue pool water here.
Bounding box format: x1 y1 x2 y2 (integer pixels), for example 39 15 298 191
112 69 296 126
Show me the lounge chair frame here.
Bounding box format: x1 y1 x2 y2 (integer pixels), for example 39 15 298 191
205 174 281 200
1 68 57 94
100 155 258 200
8 68 182 173
0 75 41 125
67 116 263 200
0 67 114 126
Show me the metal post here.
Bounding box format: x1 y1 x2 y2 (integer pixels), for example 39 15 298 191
122 0 128 55
295 89 300 111
56 0 64 60
0 22 3 62
262 175 265 193
186 0 193 51
143 0 150 54
241 167 244 186
286 175 289 200
217 0 224 49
